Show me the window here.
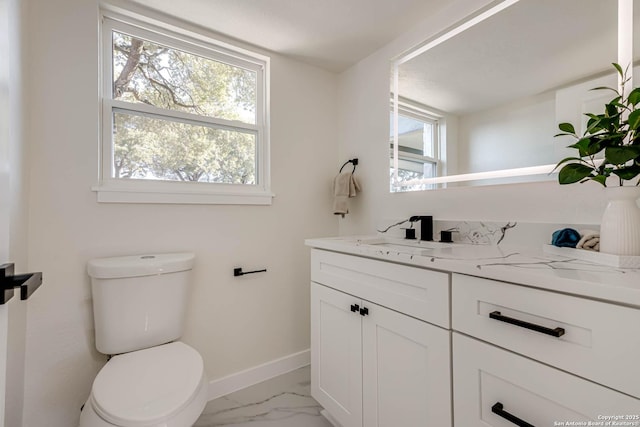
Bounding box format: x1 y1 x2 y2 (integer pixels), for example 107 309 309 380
390 101 444 192
95 11 271 204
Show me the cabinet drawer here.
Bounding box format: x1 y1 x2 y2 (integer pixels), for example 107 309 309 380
452 273 640 398
453 333 640 427
311 249 449 327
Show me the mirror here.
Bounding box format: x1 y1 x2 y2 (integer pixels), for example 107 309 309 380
636 0 640 80
390 0 619 191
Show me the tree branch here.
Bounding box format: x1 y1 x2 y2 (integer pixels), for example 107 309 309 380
113 38 144 98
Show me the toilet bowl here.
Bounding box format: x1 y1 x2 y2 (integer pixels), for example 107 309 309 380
79 342 208 427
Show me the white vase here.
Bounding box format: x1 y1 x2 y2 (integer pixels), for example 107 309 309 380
599 186 640 256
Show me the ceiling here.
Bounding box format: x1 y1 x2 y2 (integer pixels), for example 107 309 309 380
129 0 448 72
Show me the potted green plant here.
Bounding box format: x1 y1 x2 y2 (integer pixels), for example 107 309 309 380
554 63 640 256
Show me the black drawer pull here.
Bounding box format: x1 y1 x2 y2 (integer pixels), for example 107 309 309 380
489 311 565 337
491 402 535 427
359 307 369 316
350 304 360 313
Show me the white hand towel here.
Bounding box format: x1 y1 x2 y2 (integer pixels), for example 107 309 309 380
333 172 360 217
349 174 361 197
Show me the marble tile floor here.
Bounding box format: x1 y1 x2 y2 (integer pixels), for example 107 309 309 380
194 366 334 427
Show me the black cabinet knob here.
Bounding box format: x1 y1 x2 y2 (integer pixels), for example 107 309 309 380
359 307 369 316
350 304 360 313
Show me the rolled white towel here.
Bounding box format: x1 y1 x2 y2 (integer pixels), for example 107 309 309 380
577 229 600 252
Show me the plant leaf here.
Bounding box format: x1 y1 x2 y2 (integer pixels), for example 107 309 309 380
628 110 640 130
628 88 640 106
585 116 608 134
612 164 640 181
569 137 602 157
605 102 619 118
598 132 625 145
590 175 608 186
605 146 640 164
551 157 588 172
558 163 595 184
558 122 575 134
613 62 624 77
590 86 620 95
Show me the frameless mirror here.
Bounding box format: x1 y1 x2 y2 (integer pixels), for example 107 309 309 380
636 0 640 77
390 0 619 191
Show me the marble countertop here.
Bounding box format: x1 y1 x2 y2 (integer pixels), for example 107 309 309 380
305 235 640 308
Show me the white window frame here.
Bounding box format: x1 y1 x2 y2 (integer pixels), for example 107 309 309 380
93 8 272 205
391 99 444 191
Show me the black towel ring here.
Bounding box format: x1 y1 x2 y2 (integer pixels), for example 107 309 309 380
339 158 359 174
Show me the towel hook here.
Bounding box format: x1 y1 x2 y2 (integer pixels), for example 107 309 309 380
339 158 358 174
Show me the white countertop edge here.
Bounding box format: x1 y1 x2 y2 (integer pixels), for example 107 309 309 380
305 236 640 308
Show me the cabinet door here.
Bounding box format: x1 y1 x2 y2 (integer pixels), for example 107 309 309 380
362 303 452 427
311 283 363 427
453 333 640 427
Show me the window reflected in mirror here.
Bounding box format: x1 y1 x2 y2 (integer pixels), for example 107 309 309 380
390 100 444 191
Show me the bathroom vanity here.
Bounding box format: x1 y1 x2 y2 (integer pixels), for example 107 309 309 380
306 236 640 427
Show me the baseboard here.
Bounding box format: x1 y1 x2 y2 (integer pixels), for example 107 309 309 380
207 348 310 401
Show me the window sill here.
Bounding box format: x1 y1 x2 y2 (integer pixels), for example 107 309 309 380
92 184 274 205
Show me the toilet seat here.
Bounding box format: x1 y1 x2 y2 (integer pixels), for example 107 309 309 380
90 342 204 427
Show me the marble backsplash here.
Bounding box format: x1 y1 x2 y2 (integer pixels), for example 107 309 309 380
377 218 599 247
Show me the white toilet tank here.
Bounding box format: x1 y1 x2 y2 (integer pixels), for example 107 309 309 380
87 253 195 355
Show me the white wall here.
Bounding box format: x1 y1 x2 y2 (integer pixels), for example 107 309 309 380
337 0 607 236
22 0 339 425
457 92 557 174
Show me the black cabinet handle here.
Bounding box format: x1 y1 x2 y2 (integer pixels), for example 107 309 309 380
350 304 360 313
359 307 369 316
491 402 535 427
489 311 565 337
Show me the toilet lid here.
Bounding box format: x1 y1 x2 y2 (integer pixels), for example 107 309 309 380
91 342 204 427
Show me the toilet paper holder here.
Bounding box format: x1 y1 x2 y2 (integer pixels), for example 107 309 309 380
234 267 267 277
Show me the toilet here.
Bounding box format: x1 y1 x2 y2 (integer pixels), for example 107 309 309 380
79 253 208 427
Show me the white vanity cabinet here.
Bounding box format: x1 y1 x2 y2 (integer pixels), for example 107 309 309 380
307 242 640 427
452 274 640 426
310 249 452 427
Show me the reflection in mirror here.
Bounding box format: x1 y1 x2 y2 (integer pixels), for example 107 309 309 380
391 0 618 192
635 0 639 80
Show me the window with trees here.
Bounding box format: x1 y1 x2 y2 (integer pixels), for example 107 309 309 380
95 12 271 204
